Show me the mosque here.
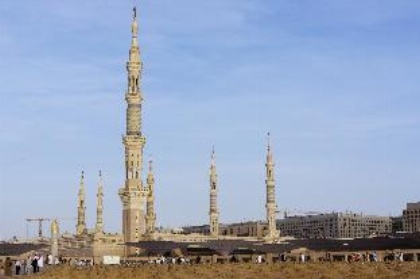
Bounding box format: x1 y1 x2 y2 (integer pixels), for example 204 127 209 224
5 7 419 265
50 7 280 260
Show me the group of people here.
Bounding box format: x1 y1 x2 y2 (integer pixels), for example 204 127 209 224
8 253 57 276
348 251 379 262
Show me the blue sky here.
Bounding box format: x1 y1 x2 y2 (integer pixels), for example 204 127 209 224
0 0 419 240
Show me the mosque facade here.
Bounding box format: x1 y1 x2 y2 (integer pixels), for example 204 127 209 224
68 8 280 257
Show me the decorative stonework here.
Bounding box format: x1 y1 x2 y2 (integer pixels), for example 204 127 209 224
77 171 87 236
146 160 156 235
95 171 104 234
119 8 149 244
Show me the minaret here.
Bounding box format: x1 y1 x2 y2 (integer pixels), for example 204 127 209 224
209 148 219 237
76 171 87 236
95 170 104 233
118 7 148 243
265 133 278 238
145 160 156 235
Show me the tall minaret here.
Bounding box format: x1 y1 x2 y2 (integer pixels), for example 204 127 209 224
145 159 156 235
118 7 148 243
76 171 87 236
209 148 219 237
95 170 104 233
265 133 278 238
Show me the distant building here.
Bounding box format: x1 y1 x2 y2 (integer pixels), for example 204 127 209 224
182 224 229 236
391 216 404 233
403 202 420 232
182 225 211 235
222 221 268 238
277 212 392 239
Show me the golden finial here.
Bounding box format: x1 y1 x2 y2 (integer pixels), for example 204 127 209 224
210 146 217 170
80 170 85 186
148 159 153 173
51 219 59 235
98 170 103 189
131 6 139 38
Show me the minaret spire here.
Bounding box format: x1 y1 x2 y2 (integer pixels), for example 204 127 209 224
76 171 87 236
119 6 148 244
131 7 139 48
265 133 279 238
209 147 219 237
146 159 156 235
95 170 104 233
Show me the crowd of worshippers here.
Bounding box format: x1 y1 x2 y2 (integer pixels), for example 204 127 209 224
3 253 57 276
346 251 405 262
120 254 305 266
2 250 408 274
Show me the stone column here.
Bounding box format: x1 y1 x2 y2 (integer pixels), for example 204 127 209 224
51 219 59 262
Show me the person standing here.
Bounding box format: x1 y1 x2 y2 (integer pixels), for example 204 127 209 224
48 254 53 265
4 257 13 276
22 257 27 274
31 255 39 273
15 259 22 275
38 254 44 272
25 256 31 274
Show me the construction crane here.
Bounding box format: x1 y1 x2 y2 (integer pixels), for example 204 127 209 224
26 218 51 238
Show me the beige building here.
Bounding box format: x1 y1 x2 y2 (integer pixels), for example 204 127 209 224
403 202 420 232
278 212 392 239
222 221 268 238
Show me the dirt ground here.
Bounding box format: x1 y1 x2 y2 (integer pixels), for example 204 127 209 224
26 262 420 279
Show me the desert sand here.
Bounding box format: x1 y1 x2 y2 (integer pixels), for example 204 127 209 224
27 262 420 279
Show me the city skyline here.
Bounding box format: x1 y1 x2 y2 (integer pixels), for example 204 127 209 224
1 1 419 239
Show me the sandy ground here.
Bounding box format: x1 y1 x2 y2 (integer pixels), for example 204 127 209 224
24 262 420 279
